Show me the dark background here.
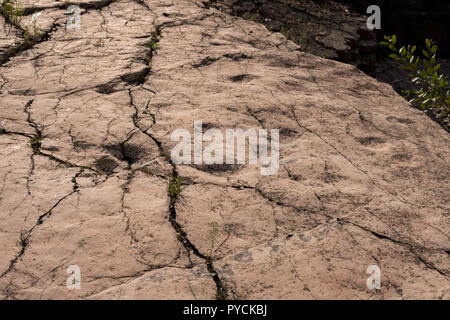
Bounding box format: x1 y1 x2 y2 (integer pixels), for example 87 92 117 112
335 0 450 56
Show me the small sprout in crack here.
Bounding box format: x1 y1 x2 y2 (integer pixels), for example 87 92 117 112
216 288 227 300
31 137 42 152
151 40 159 51
1 0 25 26
0 128 5 134
23 24 43 45
207 221 219 259
145 39 159 51
177 233 183 242
168 177 183 196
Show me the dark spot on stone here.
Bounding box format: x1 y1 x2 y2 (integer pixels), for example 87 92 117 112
94 155 119 174
41 146 60 151
324 172 347 183
357 136 385 146
391 153 412 161
122 143 146 164
193 163 243 174
386 116 415 124
193 56 220 68
279 127 298 137
271 244 281 252
120 67 150 85
229 74 256 82
223 52 252 61
234 250 253 262
201 122 217 133
73 141 96 150
95 80 122 94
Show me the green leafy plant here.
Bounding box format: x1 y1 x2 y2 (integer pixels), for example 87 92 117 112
151 40 159 51
31 137 42 152
1 0 25 26
168 177 182 196
380 35 450 123
0 128 5 134
23 23 42 45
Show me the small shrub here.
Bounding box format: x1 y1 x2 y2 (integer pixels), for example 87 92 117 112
380 35 450 124
168 177 182 196
1 0 25 26
23 23 42 44
207 221 219 259
31 137 42 152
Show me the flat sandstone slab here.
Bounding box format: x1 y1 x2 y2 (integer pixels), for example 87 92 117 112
0 0 448 299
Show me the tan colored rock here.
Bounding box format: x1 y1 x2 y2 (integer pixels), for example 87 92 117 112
0 0 448 299
90 266 216 300
214 220 450 299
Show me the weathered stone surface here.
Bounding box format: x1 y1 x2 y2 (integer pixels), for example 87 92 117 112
0 0 448 300
90 266 216 300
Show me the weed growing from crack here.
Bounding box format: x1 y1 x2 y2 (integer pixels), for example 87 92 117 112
23 23 43 45
168 177 182 196
144 27 161 66
207 221 219 259
150 39 159 51
31 137 42 152
0 128 5 134
1 0 24 26
216 287 227 300
1 0 43 46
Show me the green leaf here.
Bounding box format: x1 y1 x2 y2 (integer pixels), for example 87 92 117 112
411 45 416 54
422 50 429 58
434 64 441 71
432 73 438 81
392 35 397 45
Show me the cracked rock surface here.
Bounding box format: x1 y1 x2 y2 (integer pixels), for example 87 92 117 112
0 0 449 299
